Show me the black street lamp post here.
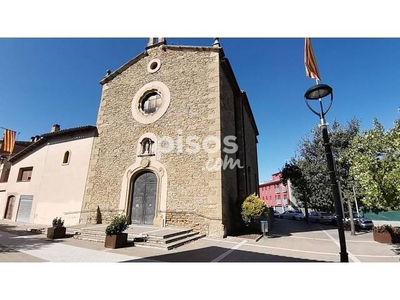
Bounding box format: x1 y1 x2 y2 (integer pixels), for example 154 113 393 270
304 83 349 263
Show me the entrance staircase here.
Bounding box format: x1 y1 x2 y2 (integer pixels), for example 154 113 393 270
67 225 205 251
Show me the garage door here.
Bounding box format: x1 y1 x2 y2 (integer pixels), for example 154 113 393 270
16 195 33 223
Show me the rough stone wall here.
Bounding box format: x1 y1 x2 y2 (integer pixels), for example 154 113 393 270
81 44 225 236
219 68 238 236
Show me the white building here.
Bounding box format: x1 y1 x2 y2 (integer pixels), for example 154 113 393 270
0 125 96 226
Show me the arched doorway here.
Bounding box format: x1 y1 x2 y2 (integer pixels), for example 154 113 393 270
129 171 157 225
4 195 15 220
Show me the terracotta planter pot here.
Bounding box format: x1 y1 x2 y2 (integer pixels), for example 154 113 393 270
47 227 66 239
373 231 392 243
104 233 128 249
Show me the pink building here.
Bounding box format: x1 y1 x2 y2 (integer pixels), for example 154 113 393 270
259 171 292 212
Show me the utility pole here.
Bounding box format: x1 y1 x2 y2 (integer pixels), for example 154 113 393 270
303 189 310 226
353 185 360 216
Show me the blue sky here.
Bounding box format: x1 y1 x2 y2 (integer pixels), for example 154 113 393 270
1 37 400 182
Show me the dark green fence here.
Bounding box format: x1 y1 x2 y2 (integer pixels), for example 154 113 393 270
363 210 400 221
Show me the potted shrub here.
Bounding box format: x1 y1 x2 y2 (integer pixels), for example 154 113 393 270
390 226 400 244
241 194 268 233
104 215 129 249
373 224 392 243
47 217 66 239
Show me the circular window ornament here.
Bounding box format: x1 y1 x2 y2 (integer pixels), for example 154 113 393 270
132 81 171 124
147 58 161 74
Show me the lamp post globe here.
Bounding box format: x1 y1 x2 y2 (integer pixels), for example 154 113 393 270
304 83 349 263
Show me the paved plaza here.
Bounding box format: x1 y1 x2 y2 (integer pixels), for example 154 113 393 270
0 219 399 263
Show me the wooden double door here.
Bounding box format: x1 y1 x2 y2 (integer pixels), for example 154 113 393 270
130 172 157 225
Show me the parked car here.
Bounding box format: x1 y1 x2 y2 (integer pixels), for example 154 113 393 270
331 212 374 230
355 217 374 230
279 210 304 220
273 210 281 218
308 211 334 224
294 212 305 220
346 212 374 230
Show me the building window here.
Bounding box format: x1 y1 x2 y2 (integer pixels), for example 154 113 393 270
147 58 161 74
141 91 162 114
62 151 71 165
17 167 33 182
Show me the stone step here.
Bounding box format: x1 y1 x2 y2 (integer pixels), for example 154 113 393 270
146 231 199 245
134 233 206 250
146 229 193 240
69 227 205 250
150 229 194 240
73 235 104 243
66 228 83 235
78 231 106 238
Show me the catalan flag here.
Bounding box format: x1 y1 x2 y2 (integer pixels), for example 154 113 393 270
2 129 16 153
304 38 321 81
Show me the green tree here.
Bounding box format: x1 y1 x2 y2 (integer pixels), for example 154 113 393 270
288 118 360 211
281 162 310 224
343 117 400 210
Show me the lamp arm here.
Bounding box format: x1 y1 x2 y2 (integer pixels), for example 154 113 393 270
323 92 334 115
304 97 321 117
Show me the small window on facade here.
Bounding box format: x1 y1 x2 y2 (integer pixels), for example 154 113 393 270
63 151 71 165
17 167 33 182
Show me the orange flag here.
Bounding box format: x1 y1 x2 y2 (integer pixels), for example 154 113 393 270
2 129 16 153
304 38 321 81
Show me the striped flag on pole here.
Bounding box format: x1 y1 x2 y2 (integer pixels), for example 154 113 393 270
2 129 16 153
304 38 321 81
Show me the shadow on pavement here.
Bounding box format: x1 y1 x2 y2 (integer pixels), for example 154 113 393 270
392 244 400 255
267 218 372 238
268 219 328 237
0 224 69 253
120 246 329 263
0 223 45 236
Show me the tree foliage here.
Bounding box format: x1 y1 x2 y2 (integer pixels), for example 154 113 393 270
342 118 400 210
286 118 360 211
281 161 308 203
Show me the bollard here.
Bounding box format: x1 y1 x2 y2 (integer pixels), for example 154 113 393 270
260 220 268 238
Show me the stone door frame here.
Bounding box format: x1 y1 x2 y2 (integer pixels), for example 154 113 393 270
119 158 167 227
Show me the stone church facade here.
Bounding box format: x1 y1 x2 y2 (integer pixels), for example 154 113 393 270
80 38 259 237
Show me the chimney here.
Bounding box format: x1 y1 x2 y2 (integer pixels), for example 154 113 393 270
212 38 220 47
147 38 156 47
51 124 60 133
